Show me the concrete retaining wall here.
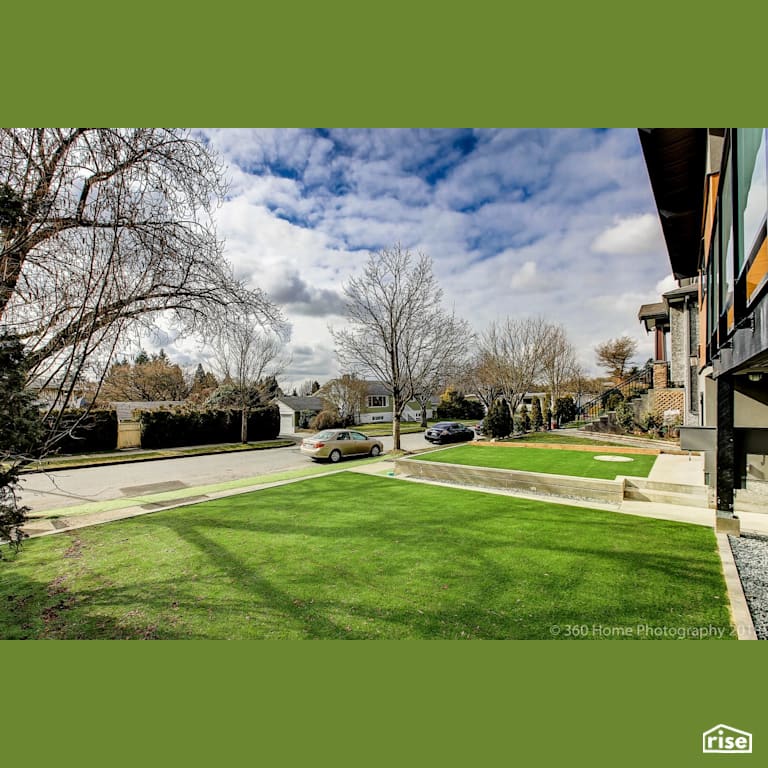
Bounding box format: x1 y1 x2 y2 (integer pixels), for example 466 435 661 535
395 458 625 505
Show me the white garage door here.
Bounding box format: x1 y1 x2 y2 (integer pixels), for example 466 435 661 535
280 413 295 435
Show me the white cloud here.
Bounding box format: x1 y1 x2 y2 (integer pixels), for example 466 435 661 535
592 213 664 255
180 129 678 380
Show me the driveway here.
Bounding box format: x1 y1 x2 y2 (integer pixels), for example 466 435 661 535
18 430 430 515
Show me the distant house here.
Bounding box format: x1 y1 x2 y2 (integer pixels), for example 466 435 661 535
276 382 440 434
275 396 324 435
341 380 439 425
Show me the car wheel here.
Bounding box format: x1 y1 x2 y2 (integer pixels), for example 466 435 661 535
329 449 342 463
370 445 381 457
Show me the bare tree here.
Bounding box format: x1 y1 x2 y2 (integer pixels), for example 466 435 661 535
331 245 456 450
320 374 368 423
540 323 577 414
407 310 472 427
297 379 320 397
595 335 638 383
211 319 288 443
479 317 552 421
462 350 502 412
0 128 281 452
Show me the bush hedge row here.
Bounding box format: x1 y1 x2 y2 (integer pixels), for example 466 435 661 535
140 406 280 448
47 410 118 454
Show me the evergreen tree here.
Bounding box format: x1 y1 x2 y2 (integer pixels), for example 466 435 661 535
134 349 150 365
484 399 512 439
520 403 531 432
1 335 45 556
311 381 321 394
531 398 543 431
545 403 553 430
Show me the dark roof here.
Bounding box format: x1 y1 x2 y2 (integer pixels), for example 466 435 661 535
638 302 668 321
663 283 699 303
276 396 323 411
638 302 668 333
365 381 391 396
638 128 709 280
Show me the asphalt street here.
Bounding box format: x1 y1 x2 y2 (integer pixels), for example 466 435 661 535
18 431 431 514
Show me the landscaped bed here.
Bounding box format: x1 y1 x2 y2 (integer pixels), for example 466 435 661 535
1 473 730 639
418 445 658 480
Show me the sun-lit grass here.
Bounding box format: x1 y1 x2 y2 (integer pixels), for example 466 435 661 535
417 445 657 480
0 473 729 639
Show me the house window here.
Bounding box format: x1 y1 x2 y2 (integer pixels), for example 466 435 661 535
367 395 387 408
736 128 767 273
371 415 384 422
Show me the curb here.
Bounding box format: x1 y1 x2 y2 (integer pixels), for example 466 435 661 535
716 533 758 640
20 440 297 474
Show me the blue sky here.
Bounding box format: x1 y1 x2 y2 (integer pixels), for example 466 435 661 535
161 129 676 388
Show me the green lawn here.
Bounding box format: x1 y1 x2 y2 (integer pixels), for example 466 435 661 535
1 473 730 639
418 445 658 480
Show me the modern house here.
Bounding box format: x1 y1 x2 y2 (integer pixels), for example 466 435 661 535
639 128 768 534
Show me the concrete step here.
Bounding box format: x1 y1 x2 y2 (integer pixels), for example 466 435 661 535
734 490 768 515
623 487 711 508
624 477 709 497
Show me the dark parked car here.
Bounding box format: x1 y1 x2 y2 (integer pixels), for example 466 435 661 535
424 422 475 445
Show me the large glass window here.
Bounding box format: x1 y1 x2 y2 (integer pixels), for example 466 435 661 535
720 154 734 325
737 128 768 269
709 221 719 340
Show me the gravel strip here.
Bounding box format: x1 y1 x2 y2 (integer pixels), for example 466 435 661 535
729 532 768 639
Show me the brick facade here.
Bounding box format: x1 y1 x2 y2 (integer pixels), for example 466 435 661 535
652 362 668 389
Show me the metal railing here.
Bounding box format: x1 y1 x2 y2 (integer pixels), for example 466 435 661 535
576 364 654 424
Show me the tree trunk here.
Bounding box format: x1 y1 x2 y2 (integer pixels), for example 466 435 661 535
241 407 248 443
393 400 401 451
420 404 428 429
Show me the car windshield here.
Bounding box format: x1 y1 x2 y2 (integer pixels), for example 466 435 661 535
432 422 454 429
313 430 337 440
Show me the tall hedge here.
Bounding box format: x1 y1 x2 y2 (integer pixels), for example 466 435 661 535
140 405 279 448
48 410 118 454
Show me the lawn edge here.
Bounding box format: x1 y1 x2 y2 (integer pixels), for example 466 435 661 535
716 533 758 640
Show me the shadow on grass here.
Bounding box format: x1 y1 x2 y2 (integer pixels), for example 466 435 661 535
0 474 733 639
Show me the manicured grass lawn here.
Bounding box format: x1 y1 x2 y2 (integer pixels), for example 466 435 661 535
418 445 657 480
1 474 730 639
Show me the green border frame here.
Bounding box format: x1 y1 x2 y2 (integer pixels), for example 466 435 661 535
4 8 766 765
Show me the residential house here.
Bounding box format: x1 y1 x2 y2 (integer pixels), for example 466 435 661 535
276 382 440 434
275 396 324 435
639 128 768 534
638 282 699 426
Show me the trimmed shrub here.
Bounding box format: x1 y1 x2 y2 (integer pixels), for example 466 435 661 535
602 391 625 412
614 400 635 433
140 405 279 448
309 410 345 431
48 410 118 454
436 389 485 420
